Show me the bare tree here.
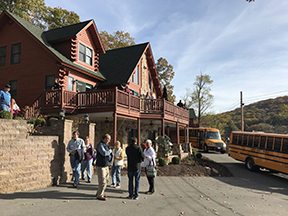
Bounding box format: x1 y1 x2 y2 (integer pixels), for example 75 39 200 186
184 73 213 126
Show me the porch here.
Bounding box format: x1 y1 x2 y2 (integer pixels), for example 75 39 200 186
25 88 189 151
25 88 189 125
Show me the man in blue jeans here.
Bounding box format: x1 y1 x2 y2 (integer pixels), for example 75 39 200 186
66 131 85 188
125 137 144 200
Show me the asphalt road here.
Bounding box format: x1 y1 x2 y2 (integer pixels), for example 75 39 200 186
0 154 287 216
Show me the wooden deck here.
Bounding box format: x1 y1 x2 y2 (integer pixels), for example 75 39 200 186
25 88 189 125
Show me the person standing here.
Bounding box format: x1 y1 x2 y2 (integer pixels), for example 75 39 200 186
0 84 11 112
10 98 20 118
111 141 124 188
66 130 85 188
143 139 156 194
125 137 144 200
95 134 112 201
81 136 94 183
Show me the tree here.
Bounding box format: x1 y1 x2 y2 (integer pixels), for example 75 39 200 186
0 0 46 29
99 31 135 50
156 57 176 103
0 0 80 29
185 73 213 126
44 7 80 30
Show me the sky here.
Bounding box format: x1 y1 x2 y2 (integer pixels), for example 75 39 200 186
45 0 288 113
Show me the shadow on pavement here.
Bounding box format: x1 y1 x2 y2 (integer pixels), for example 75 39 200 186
0 183 128 200
214 162 288 196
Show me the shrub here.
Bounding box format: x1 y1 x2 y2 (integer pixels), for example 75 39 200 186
0 111 12 119
171 156 180 164
158 157 167 166
156 135 172 158
34 116 46 127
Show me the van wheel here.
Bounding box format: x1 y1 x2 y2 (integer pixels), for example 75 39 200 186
220 150 226 154
245 157 257 171
203 144 209 153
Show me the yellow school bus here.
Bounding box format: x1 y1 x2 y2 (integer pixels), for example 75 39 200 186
229 131 288 174
180 127 226 153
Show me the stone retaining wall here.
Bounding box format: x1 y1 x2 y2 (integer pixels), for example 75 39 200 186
0 119 59 193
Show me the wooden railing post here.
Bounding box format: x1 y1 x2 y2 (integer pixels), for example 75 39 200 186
60 89 64 109
128 91 131 111
115 87 118 110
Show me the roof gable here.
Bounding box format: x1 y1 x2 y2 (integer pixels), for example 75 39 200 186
43 20 91 42
99 43 149 86
0 11 105 80
76 20 105 53
99 42 162 96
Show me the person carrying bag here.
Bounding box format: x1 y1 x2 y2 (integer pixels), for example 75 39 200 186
143 139 156 194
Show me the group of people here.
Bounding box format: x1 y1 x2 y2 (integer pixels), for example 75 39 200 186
0 84 20 117
66 131 156 201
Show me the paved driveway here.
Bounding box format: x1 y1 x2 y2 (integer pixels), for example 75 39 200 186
0 155 287 216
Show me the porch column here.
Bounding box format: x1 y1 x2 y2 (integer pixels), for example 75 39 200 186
113 113 117 143
161 119 165 136
137 118 141 144
176 121 180 145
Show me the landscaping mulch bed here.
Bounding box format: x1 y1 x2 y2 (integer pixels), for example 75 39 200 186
122 156 233 177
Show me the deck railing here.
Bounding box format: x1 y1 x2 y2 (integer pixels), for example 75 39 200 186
77 89 115 108
25 88 189 122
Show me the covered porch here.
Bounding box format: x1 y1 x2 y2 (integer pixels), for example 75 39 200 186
24 87 189 152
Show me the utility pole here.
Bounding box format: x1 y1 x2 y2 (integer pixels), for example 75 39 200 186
240 91 244 131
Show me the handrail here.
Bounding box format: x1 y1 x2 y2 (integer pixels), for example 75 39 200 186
24 88 189 123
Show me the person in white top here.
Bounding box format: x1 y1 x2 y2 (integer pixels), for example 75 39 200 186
66 130 85 188
111 141 124 188
143 139 156 194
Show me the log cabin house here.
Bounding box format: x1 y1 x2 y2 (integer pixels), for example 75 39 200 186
0 11 190 149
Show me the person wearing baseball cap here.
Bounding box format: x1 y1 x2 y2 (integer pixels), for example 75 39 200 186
0 84 11 112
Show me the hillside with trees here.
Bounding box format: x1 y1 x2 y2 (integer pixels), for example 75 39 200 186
201 96 288 137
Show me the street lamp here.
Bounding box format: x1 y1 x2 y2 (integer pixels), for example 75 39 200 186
59 109 65 120
84 113 89 123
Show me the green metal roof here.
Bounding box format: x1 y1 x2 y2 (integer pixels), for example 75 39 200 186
43 20 92 42
99 42 149 86
5 11 105 80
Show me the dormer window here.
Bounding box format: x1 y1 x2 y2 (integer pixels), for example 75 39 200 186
79 43 93 65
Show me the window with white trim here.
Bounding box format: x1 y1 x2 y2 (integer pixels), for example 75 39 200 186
79 43 93 65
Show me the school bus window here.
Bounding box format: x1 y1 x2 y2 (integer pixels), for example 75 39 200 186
253 136 260 148
232 134 238 144
266 137 273 151
242 135 248 146
274 138 282 152
247 135 253 147
259 136 266 149
237 135 243 145
282 138 288 153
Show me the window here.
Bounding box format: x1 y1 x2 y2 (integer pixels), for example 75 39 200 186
259 136 266 149
242 135 248 146
132 65 140 85
11 43 21 64
79 43 93 65
45 75 55 90
274 138 282 152
266 137 274 151
232 134 238 145
0 46 6 66
9 80 17 97
130 89 138 96
253 136 260 148
149 75 152 90
67 76 74 91
76 81 92 92
237 135 243 146
282 138 288 153
247 135 254 147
